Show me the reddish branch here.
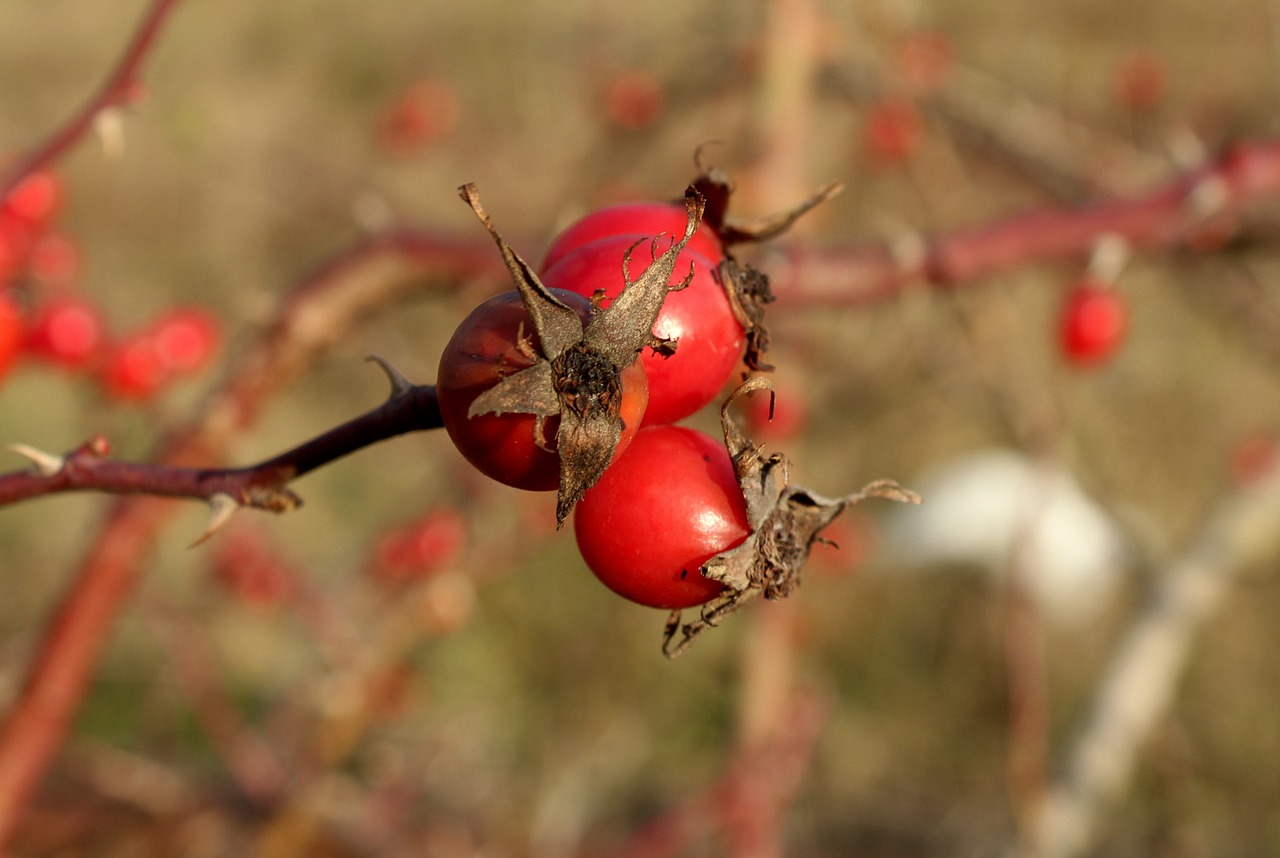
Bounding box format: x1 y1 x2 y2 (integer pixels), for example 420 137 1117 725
0 228 502 849
0 381 441 511
770 138 1280 305
619 689 830 858
0 0 184 202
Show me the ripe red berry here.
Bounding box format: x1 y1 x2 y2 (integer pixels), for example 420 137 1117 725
0 215 32 283
24 294 106 370
26 233 81 285
2 169 62 230
740 381 809 443
211 525 298 611
1229 432 1278 487
1059 280 1128 367
897 31 954 92
541 234 743 425
99 332 168 401
601 70 666 131
377 78 459 156
436 289 649 491
370 508 468 587
541 202 724 274
1112 50 1167 114
573 425 749 609
860 99 923 168
149 306 222 376
0 292 24 383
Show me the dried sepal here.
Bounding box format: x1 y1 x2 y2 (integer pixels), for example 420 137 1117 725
458 183 583 359
662 378 921 658
687 169 842 376
718 258 776 372
468 360 559 423
584 187 705 367
458 183 708 525
717 181 845 246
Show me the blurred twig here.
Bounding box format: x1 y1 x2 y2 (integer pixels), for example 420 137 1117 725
769 139 1280 305
1023 457 1280 858
0 0 184 201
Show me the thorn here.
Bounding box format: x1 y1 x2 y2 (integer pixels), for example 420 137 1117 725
94 108 126 160
190 493 239 548
7 444 66 477
365 355 416 400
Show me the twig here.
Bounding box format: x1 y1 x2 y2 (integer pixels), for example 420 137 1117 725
0 0 184 200
768 138 1280 305
0 381 441 512
1023 458 1280 858
618 688 831 858
0 227 503 850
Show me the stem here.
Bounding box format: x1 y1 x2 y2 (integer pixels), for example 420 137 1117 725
0 0 185 200
0 225 501 849
1025 463 1280 858
0 383 441 511
770 138 1280 305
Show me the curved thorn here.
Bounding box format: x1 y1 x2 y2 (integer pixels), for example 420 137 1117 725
365 354 416 400
7 444 66 477
190 492 239 548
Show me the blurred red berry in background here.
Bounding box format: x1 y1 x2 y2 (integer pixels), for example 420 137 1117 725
25 294 105 370
860 98 922 169
897 31 954 93
2 169 62 231
1112 50 1167 113
0 292 24 383
601 70 666 131
377 78 459 156
1059 280 1128 367
27 233 81 285
99 332 167 402
150 306 222 376
371 508 468 588
740 381 809 443
211 524 299 611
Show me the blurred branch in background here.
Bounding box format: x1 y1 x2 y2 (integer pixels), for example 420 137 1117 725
0 227 502 848
1025 452 1280 858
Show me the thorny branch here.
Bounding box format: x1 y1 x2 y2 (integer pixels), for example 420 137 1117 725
0 226 504 850
0 0 185 201
0 374 442 517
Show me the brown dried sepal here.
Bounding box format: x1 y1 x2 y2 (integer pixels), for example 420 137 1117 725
687 166 844 374
662 377 921 658
459 183 706 524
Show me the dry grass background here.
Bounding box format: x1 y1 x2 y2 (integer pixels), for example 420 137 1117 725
3 0 1280 855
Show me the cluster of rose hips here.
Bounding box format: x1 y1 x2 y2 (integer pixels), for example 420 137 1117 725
436 187 755 615
0 166 223 401
431 174 911 658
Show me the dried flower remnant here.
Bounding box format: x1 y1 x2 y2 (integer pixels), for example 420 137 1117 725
457 183 706 523
662 378 920 657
